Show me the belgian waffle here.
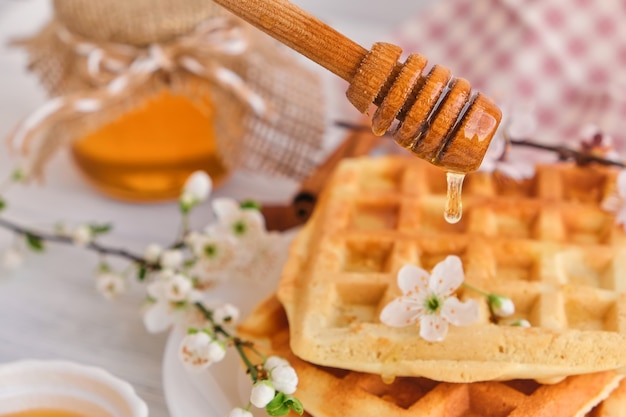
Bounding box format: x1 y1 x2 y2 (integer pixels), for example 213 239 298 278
238 295 624 417
277 155 626 382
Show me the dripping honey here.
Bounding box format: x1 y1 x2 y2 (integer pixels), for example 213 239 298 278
444 172 465 224
71 91 228 202
3 409 88 417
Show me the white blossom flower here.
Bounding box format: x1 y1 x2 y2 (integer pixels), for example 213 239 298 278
379 256 479 342
209 198 266 242
505 108 537 140
264 356 289 371
143 243 162 264
479 134 535 181
187 232 237 272
213 303 240 325
479 107 537 181
227 408 253 417
96 272 126 299
488 294 515 317
162 273 194 303
72 225 93 246
578 123 620 160
143 270 202 333
250 381 276 408
160 249 184 269
2 248 23 270
602 170 626 229
178 331 225 372
180 171 212 210
270 363 298 394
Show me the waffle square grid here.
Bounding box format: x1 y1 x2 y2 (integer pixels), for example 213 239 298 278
277 156 626 382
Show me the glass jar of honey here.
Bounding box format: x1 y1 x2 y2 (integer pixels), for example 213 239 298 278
70 91 228 202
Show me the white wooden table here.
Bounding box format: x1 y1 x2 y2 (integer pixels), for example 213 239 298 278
0 0 433 415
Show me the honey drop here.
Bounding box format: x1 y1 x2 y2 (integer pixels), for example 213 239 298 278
444 172 465 224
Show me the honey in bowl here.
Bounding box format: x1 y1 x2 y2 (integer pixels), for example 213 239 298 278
3 410 88 417
71 91 229 202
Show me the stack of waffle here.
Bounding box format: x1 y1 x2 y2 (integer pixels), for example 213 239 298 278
239 154 626 416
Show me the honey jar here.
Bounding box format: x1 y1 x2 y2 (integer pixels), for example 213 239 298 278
9 0 326 200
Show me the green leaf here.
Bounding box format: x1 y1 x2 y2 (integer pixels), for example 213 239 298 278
137 264 148 281
89 223 113 235
266 393 303 416
287 396 304 415
240 200 261 211
0 197 6 212
25 233 44 252
11 168 24 182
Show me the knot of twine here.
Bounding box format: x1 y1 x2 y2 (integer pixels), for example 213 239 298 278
9 16 267 158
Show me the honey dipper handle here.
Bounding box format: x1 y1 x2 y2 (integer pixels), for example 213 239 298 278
212 0 367 82
214 0 502 173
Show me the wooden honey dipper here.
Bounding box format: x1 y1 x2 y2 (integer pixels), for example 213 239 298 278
213 0 502 173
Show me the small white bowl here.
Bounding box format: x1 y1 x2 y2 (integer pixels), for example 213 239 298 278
0 360 148 417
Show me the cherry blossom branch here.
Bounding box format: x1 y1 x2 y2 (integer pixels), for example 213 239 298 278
508 138 626 168
194 301 260 381
0 170 304 417
334 120 626 168
0 216 148 264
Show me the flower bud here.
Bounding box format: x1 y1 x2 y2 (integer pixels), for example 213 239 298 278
72 225 93 246
250 381 275 408
207 340 226 363
144 243 162 264
96 272 126 299
271 364 298 394
160 249 184 269
488 294 515 317
180 171 212 210
213 303 240 325
227 408 253 417
264 356 289 371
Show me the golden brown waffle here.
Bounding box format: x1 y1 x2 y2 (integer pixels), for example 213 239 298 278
239 295 624 417
277 155 626 382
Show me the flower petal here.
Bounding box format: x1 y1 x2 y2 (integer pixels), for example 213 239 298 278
397 265 429 295
441 297 480 326
419 314 449 342
429 255 464 297
379 298 422 327
143 301 173 333
212 197 240 220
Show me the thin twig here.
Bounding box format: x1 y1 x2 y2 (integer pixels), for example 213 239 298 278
195 301 260 381
0 216 147 264
509 139 626 168
335 120 626 169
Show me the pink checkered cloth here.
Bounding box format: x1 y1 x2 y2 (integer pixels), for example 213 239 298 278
391 0 626 152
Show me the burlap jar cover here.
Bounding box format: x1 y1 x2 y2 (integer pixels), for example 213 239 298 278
7 0 326 181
